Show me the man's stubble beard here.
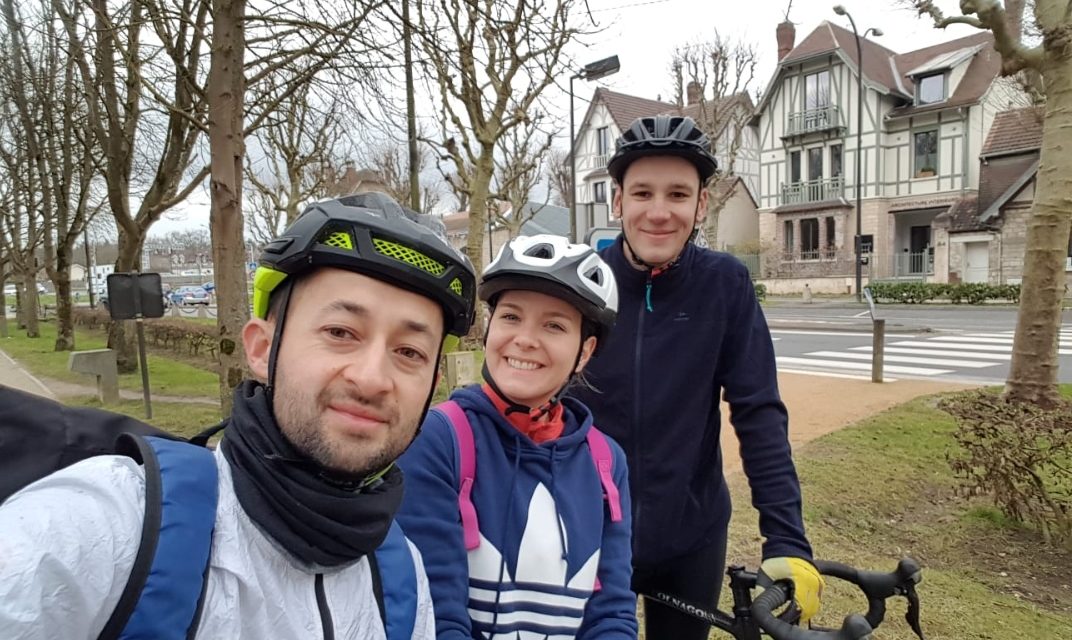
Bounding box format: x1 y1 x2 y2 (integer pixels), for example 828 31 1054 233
273 375 417 479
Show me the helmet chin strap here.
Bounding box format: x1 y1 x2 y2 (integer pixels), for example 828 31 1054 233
619 199 704 273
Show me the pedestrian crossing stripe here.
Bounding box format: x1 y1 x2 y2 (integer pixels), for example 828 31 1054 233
849 346 1010 361
891 340 1072 355
775 356 951 377
803 350 997 368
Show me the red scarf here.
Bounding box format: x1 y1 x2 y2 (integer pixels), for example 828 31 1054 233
481 383 565 444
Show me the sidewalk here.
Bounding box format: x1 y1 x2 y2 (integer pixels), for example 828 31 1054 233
0 347 218 405
721 371 981 475
0 348 56 400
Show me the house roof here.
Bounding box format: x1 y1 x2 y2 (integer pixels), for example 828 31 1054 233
592 88 677 131
440 202 569 238
981 105 1044 157
518 202 569 237
887 32 999 118
756 22 998 119
943 195 982 232
781 22 902 95
584 88 753 142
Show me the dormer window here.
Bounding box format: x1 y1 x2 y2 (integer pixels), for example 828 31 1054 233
917 73 946 105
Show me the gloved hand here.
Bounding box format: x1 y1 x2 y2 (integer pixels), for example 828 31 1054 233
756 556 825 624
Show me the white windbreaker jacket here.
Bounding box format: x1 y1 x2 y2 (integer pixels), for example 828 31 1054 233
0 446 435 639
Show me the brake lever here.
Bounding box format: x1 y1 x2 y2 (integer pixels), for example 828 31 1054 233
903 585 925 640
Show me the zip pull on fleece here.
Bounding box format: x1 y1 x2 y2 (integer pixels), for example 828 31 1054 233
645 265 671 312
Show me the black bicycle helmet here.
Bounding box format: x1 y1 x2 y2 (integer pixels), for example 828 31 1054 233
607 115 719 185
479 235 618 347
253 192 476 337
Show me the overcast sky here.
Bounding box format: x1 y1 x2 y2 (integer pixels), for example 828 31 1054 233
151 0 980 237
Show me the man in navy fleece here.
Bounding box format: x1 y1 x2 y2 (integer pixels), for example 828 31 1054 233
571 115 823 639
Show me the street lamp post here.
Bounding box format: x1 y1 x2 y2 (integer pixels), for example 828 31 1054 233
569 55 620 243
833 5 881 302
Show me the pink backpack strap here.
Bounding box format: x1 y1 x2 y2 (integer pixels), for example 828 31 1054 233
434 401 481 550
586 428 622 523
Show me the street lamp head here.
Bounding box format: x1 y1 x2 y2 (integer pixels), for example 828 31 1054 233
871 28 884 37
581 55 621 82
833 5 847 16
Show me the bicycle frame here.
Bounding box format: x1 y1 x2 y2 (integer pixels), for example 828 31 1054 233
643 564 790 640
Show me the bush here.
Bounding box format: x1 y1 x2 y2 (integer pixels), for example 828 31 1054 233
754 282 767 302
942 390 1072 548
72 308 219 364
867 281 1019 304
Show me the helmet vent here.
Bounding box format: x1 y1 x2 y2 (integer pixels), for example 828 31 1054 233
372 237 446 276
584 266 604 285
319 228 354 250
524 243 555 260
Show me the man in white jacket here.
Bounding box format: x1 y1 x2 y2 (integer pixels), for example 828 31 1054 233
0 193 478 640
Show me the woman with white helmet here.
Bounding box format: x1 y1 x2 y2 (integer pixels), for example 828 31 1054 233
396 235 637 639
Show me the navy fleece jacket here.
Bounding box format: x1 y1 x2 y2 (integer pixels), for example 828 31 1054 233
571 237 812 569
396 386 636 639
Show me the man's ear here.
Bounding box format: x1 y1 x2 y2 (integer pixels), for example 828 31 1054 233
243 318 274 381
611 184 623 220
695 185 709 226
575 335 599 374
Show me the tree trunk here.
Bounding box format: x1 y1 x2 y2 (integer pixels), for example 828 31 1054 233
464 148 496 335
53 245 74 351
22 271 39 337
208 0 248 412
108 228 144 373
1004 40 1072 408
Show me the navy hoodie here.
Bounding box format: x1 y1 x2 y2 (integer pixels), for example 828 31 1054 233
396 386 637 639
571 237 812 569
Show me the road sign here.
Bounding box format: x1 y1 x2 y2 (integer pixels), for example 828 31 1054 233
584 227 620 251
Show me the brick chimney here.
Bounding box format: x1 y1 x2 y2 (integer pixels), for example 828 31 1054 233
776 21 796 61
686 81 703 105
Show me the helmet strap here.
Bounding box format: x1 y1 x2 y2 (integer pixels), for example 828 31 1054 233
265 278 296 403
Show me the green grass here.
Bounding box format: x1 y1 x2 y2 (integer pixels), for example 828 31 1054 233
69 396 223 439
1 320 218 398
722 387 1072 639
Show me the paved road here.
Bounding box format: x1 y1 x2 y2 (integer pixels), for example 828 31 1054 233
771 327 1072 384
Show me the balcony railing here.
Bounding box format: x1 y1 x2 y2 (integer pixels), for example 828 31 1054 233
785 105 843 136
780 176 844 205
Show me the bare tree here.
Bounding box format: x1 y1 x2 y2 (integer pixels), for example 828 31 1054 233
908 0 1066 408
53 0 213 371
2 0 100 350
245 84 352 246
490 123 553 239
409 0 587 329
546 148 573 209
209 0 390 407
362 140 445 213
669 32 758 247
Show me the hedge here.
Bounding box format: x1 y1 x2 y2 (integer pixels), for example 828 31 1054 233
866 281 1020 304
73 308 220 363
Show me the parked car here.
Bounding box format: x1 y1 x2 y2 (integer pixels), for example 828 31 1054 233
169 286 212 306
201 282 215 293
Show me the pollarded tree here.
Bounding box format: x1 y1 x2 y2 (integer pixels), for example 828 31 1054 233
909 0 1069 408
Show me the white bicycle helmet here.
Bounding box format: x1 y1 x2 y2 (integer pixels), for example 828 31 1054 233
479 235 618 346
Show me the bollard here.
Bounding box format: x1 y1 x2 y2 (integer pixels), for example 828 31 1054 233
872 318 885 383
802 283 812 304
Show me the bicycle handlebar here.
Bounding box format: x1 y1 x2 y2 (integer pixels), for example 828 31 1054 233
751 557 925 640
752 585 875 640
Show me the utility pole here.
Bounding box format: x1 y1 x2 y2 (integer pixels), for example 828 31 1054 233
403 0 420 211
